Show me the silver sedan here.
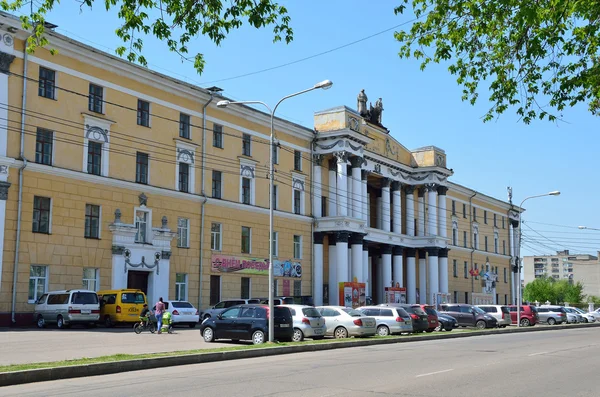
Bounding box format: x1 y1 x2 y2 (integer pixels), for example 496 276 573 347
279 304 327 342
316 306 377 339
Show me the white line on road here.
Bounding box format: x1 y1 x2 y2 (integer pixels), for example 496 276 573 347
416 369 454 378
528 352 549 357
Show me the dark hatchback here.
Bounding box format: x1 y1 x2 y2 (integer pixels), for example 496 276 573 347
439 304 498 329
200 304 293 344
378 303 429 333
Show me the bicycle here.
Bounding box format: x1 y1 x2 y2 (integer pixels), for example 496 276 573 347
133 315 157 334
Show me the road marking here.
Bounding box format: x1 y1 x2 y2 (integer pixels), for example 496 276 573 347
416 369 454 378
528 352 548 357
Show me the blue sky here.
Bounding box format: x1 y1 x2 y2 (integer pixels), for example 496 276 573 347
28 0 600 256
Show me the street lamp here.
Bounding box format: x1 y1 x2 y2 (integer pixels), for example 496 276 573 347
516 190 560 327
216 80 333 342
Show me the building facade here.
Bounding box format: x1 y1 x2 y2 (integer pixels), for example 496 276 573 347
0 12 521 326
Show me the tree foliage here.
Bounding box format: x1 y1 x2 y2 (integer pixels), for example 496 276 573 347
394 0 600 123
0 0 293 74
523 276 585 304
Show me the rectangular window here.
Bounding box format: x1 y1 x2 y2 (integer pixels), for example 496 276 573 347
494 237 499 254
451 200 456 215
463 203 466 218
213 124 223 148
293 280 301 297
179 163 190 193
29 265 48 302
175 273 188 301
452 228 458 246
504 268 507 283
503 240 506 255
135 210 148 243
88 84 103 113
294 150 302 171
209 275 221 305
241 277 251 299
210 222 222 251
293 235 302 259
273 144 279 164
177 218 190 248
464 261 468 278
241 226 251 254
82 268 99 291
242 133 251 156
321 196 327 216
484 210 487 224
453 260 457 277
484 236 488 252
464 292 469 304
32 196 51 234
272 232 278 257
502 216 505 229
85 204 100 239
35 128 53 165
87 141 102 176
293 189 301 215
463 231 467 248
179 113 191 139
242 177 251 204
136 152 149 184
272 185 278 210
473 207 477 221
493 214 497 227
453 291 458 304
212 170 222 199
38 67 56 99
137 99 150 127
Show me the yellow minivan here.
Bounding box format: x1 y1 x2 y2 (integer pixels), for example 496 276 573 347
97 289 147 327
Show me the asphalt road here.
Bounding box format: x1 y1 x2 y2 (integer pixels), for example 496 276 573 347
2 327 599 397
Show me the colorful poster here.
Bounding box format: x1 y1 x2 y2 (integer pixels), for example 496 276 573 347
338 282 366 308
211 254 302 278
384 287 407 304
283 280 291 296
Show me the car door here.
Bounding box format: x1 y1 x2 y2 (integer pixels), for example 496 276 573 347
460 305 475 326
236 307 256 340
444 305 461 325
320 308 340 334
35 294 48 320
214 307 242 339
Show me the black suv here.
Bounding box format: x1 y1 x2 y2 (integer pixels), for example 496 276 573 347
200 304 293 344
439 304 498 329
378 303 429 333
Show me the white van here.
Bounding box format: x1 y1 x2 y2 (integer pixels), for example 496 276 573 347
477 305 512 327
34 289 100 329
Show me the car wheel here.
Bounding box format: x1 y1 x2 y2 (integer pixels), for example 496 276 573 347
252 330 265 345
202 327 215 342
434 322 443 332
57 315 65 329
334 326 348 339
520 318 530 327
292 328 304 342
377 325 390 337
425 328 434 333
548 318 556 325
444 328 453 332
104 316 113 328
584 318 589 323
188 323 196 329
36 315 45 329
475 320 486 330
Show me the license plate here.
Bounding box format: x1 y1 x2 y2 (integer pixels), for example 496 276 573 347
280 324 290 327
314 328 323 334
81 310 91 314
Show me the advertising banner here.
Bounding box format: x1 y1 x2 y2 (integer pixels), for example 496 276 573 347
471 292 494 305
384 287 407 304
211 254 302 278
338 282 366 308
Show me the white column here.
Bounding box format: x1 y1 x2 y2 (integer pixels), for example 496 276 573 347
376 194 382 229
0 53 13 293
419 250 427 304
406 249 417 303
346 164 353 216
438 248 449 294
426 184 438 236
367 193 371 227
437 186 448 238
367 255 372 297
328 235 337 305
382 178 391 232
392 246 403 287
328 159 337 217
351 157 363 219
392 182 402 234
362 242 369 284
336 232 349 285
312 156 322 218
418 188 425 237
335 153 348 217
313 233 324 306
405 186 415 236
351 234 363 283
427 248 439 305
361 170 368 222
382 246 392 302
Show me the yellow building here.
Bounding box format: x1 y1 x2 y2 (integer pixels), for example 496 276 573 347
0 12 522 326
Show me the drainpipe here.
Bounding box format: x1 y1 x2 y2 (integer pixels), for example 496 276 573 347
11 35 31 324
469 191 477 302
198 92 215 312
310 131 317 301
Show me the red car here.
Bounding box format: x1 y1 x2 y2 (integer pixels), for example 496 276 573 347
419 305 439 332
508 304 538 326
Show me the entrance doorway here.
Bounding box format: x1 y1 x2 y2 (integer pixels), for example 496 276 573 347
127 271 149 295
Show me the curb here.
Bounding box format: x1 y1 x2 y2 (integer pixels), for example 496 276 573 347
1 322 599 387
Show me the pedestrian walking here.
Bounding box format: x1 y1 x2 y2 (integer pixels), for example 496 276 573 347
155 297 165 334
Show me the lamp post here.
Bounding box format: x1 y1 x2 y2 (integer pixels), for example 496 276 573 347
216 80 333 342
516 190 560 327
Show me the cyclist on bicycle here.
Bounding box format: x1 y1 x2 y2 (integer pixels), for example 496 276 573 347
140 304 150 327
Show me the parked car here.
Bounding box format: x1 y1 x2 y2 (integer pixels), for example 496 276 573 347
507 304 538 326
419 305 439 332
564 310 580 324
570 307 596 323
357 306 413 336
97 289 147 327
200 304 293 344
34 289 100 329
316 306 377 338
537 305 567 325
434 310 459 331
280 304 326 341
439 304 498 329
163 300 200 328
477 305 512 328
378 304 429 333
201 299 261 321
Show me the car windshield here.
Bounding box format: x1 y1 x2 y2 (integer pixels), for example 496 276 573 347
412 306 427 316
302 307 321 317
472 306 486 314
342 308 363 317
501 306 510 314
172 301 193 308
121 293 145 304
71 292 98 304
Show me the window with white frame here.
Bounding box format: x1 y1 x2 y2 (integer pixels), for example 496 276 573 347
211 222 222 251
29 265 48 302
241 226 251 254
452 221 458 245
83 120 110 177
473 224 479 249
32 196 51 234
242 177 251 204
175 273 188 301
176 144 195 193
292 177 305 215
272 232 278 257
89 83 104 114
463 231 467 248
272 185 278 210
453 260 457 277
135 209 150 243
242 133 251 156
494 232 499 254
503 240 506 255
240 162 255 205
177 218 190 248
82 268 99 291
85 204 101 239
294 150 302 171
293 235 302 259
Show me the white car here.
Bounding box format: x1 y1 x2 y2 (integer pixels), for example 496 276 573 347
163 300 200 328
316 306 377 338
570 307 596 323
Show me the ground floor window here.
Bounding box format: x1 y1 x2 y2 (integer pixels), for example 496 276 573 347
210 275 221 306
176 273 188 301
29 265 48 302
241 277 251 299
293 280 301 297
464 292 469 304
82 268 99 291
